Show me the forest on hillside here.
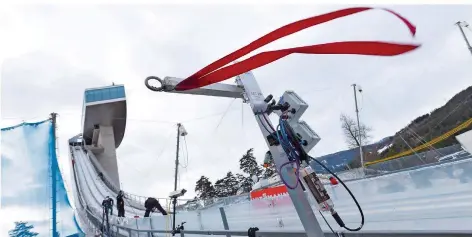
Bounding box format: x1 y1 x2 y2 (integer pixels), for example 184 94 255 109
344 85 472 167
381 85 472 158
193 148 276 201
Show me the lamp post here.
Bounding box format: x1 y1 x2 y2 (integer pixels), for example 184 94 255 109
352 84 365 176
455 21 472 56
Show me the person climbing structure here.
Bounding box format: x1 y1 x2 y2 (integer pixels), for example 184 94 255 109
144 197 168 217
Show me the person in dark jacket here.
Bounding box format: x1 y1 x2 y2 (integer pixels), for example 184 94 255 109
117 191 125 217
102 196 113 215
102 196 114 215
144 197 167 217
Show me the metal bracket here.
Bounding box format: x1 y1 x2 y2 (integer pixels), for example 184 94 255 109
145 76 245 99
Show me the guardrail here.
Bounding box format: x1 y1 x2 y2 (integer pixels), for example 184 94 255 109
111 225 472 237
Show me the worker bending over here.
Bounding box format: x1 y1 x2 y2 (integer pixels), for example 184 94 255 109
144 197 167 217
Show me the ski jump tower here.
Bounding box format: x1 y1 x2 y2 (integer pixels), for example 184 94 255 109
81 85 127 189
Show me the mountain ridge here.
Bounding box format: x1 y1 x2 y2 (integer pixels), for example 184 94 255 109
312 85 472 172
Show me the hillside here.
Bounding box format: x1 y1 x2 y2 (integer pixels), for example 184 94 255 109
380 85 472 158
312 85 472 172
312 137 393 173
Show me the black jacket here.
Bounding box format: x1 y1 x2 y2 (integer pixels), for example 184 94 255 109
102 199 112 208
117 194 124 207
108 197 114 206
144 197 167 215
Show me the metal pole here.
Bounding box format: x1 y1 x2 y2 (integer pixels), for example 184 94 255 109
50 112 58 237
219 207 231 237
352 84 365 175
173 123 181 235
174 123 181 191
236 72 325 237
455 21 472 55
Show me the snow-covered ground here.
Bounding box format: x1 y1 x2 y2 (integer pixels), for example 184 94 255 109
74 143 472 235
377 143 393 154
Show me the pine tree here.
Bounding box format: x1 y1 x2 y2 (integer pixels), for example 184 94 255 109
224 172 239 196
239 148 263 178
262 163 277 178
214 172 239 197
194 176 215 200
214 178 226 197
236 173 253 193
9 222 39 237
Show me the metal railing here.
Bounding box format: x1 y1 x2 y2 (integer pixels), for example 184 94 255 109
111 225 472 237
366 144 468 171
332 145 471 183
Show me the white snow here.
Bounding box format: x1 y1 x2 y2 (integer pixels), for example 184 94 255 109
377 143 393 154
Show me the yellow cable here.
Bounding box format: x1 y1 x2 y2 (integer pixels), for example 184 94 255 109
366 117 472 166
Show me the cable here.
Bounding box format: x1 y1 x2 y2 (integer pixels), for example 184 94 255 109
398 133 427 164
310 156 365 232
276 116 306 189
256 114 274 134
257 113 302 189
319 210 337 236
214 98 237 132
258 109 363 231
180 108 239 123
180 136 189 168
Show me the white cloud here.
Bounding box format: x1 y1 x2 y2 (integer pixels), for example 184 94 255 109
1 3 472 217
0 206 51 235
1 122 50 198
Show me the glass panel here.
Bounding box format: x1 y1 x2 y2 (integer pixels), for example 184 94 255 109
101 88 110 101
117 86 125 98
110 87 118 99
84 86 126 103
85 92 91 103
96 89 103 101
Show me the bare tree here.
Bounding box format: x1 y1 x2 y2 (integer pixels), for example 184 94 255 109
340 113 372 148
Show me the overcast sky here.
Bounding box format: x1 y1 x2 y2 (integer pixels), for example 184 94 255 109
1 4 472 207
1 122 78 235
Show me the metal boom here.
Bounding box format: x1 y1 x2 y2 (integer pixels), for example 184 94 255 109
145 73 326 237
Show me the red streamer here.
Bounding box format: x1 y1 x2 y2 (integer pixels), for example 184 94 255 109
175 7 420 91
